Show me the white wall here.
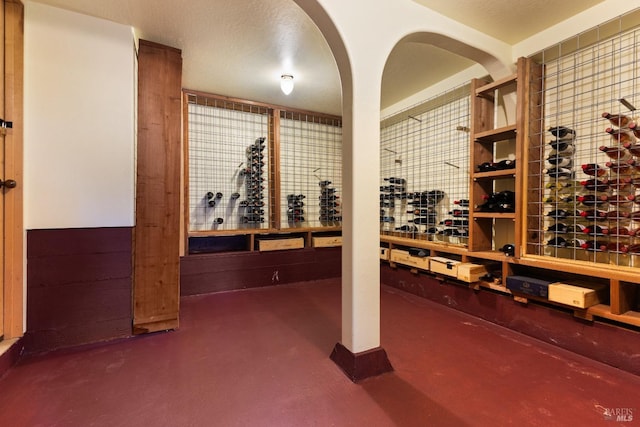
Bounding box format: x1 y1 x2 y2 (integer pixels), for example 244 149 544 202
24 2 135 229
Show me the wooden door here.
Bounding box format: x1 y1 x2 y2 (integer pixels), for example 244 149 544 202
0 0 23 341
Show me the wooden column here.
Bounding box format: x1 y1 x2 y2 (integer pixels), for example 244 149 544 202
134 40 182 334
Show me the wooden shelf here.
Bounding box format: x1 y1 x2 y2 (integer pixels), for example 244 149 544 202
588 305 640 327
474 124 517 142
472 212 516 219
475 73 517 97
189 226 342 237
472 169 517 180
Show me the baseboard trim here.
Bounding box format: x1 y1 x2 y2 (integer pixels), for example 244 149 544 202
330 342 393 382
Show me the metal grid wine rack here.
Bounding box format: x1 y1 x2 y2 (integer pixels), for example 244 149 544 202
380 84 470 245
279 111 342 229
527 11 640 267
185 92 342 235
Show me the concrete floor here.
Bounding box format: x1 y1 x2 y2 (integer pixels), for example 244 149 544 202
1 279 638 426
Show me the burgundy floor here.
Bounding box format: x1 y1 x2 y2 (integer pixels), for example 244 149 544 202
1 279 639 426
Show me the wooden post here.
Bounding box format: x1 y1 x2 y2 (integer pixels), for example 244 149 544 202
133 40 182 334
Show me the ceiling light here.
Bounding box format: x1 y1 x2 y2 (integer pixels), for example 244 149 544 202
281 74 294 95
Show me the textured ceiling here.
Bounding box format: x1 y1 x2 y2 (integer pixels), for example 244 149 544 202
31 0 605 116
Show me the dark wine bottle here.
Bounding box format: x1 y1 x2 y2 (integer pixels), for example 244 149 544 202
602 112 631 128
583 225 608 235
566 238 586 248
601 177 630 190
625 244 640 253
546 155 572 167
241 215 264 223
206 191 214 199
581 163 606 177
580 179 609 191
602 242 628 253
546 237 567 247
318 180 332 187
208 199 216 207
566 224 587 234
577 194 608 206
213 217 224 224
606 159 637 174
477 162 496 172
395 225 418 232
230 192 241 200
604 194 631 205
548 126 576 140
579 209 607 220
380 216 395 222
448 209 469 217
606 210 630 220
454 199 470 207
548 141 575 154
581 240 603 251
628 121 640 139
500 244 515 256
622 141 640 156
546 223 568 233
287 209 304 215
441 219 469 227
410 217 437 225
495 159 516 170
546 209 569 219
287 216 305 223
544 167 573 178
609 226 629 236
384 177 406 184
408 209 435 216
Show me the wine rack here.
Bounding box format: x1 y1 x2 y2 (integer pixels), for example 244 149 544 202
185 92 342 251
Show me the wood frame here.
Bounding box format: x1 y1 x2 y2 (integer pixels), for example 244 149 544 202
1 0 23 340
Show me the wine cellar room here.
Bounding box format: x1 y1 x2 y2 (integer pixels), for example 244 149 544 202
3 0 640 425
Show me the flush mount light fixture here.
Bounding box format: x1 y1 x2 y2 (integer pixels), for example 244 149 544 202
281 74 294 95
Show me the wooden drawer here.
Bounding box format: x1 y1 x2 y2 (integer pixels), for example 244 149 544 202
257 237 304 252
548 283 602 308
429 256 460 277
457 263 488 283
312 236 342 247
390 249 429 270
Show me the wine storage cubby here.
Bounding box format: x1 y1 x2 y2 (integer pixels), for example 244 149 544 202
380 83 470 246
185 92 342 251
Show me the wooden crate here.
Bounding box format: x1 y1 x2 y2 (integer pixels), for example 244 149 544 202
257 237 304 252
429 257 460 277
380 247 390 261
548 283 601 308
312 236 342 247
457 263 488 283
389 249 429 270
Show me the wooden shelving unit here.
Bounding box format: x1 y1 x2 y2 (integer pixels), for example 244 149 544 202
381 57 640 330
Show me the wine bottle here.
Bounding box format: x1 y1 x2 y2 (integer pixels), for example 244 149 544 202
579 209 607 219
241 215 264 223
320 209 339 216
247 208 264 215
395 225 418 232
451 229 469 237
566 238 586 248
230 192 240 200
605 127 636 145
289 201 304 208
606 159 637 174
205 191 214 199
287 216 305 223
287 209 304 215
384 177 406 184
425 227 438 235
602 112 632 128
602 242 629 253
599 145 631 161
566 224 587 234
601 177 630 190
626 194 640 205
544 167 573 178
208 199 216 207
287 194 305 201
318 180 332 187
546 223 568 233
580 179 609 191
581 163 606 177
548 126 576 140
609 226 629 236
577 194 608 206
321 187 337 194
320 195 339 201
584 225 608 235
441 219 469 227
546 155 572 167
380 201 395 208
625 244 640 253
546 237 567 247
448 209 469 217
254 136 266 146
213 217 224 224
628 122 640 139
408 209 435 215
410 217 437 225
543 195 577 204
500 244 515 256
604 194 631 205
547 209 569 219
477 162 496 172
548 141 575 155
545 181 574 190
606 210 630 220
495 159 515 170
581 240 603 251
622 141 640 157
454 199 470 207
380 216 395 222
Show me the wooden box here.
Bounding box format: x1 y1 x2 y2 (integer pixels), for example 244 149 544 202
380 247 390 261
429 257 460 277
548 283 601 308
506 275 551 299
257 237 304 252
456 263 488 283
390 249 429 270
312 236 342 247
